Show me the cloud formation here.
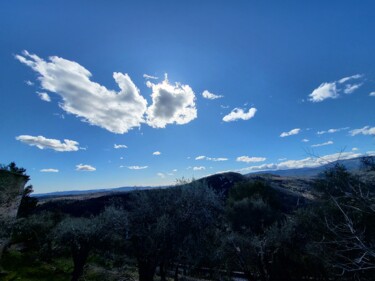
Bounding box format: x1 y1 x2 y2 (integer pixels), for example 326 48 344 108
16 135 80 152
76 164 96 171
195 156 228 161
40 168 59 173
349 126 375 136
143 74 159 80
311 141 334 147
317 127 349 135
240 152 362 173
114 144 127 149
280 128 300 137
193 166 206 171
153 151 161 155
236 156 266 163
222 108 257 122
309 74 363 102
202 90 223 100
146 77 197 128
370 92 375 97
128 166 148 170
37 92 51 102
16 51 148 134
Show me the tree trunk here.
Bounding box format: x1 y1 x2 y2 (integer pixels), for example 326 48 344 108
71 246 90 281
138 260 156 281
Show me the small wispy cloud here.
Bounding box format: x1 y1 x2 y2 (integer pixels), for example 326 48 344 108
302 139 309 142
195 155 228 161
311 141 334 147
114 144 127 149
153 151 161 155
369 92 375 97
143 74 159 80
236 156 266 163
128 165 148 170
16 135 80 152
157 172 165 178
202 90 223 100
76 164 96 171
317 127 349 135
25 80 34 86
280 128 300 138
193 166 206 171
223 108 257 122
40 168 59 173
349 126 375 136
37 92 51 102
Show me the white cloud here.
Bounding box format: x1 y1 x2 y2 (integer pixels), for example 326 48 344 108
220 105 230 109
40 168 59 173
195 155 228 161
16 51 148 134
236 156 266 163
311 141 334 147
239 151 362 173
193 166 206 171
172 169 178 172
153 151 161 155
344 83 362 94
146 76 197 128
302 139 309 142
309 74 363 102
222 107 257 122
317 127 349 135
37 92 51 102
76 164 96 171
349 126 375 136
128 165 148 170
114 144 127 149
16 135 80 152
352 147 359 151
25 80 34 86
369 92 375 97
157 172 165 178
143 74 159 80
202 90 223 100
280 128 300 137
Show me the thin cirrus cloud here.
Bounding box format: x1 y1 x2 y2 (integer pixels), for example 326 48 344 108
128 165 148 170
146 76 197 128
317 127 349 135
76 164 96 171
311 141 334 147
16 51 198 134
143 74 159 80
309 74 363 102
37 92 51 102
222 107 257 122
114 144 127 149
236 156 266 163
40 168 59 173
369 92 375 97
195 155 228 161
202 90 223 100
349 126 375 136
16 135 80 152
193 166 206 171
280 128 300 137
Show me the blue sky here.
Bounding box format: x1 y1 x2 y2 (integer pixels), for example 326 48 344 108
1 1 374 193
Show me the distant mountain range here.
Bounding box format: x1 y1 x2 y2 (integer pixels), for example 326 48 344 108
34 156 371 199
248 156 366 177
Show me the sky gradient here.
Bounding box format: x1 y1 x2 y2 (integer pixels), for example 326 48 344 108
1 1 374 193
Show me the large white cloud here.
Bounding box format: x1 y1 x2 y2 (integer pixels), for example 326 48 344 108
146 77 197 128
222 107 257 122
76 164 96 171
309 74 363 102
16 51 148 134
349 126 375 136
16 135 80 152
236 156 266 163
202 90 223 100
280 128 300 137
